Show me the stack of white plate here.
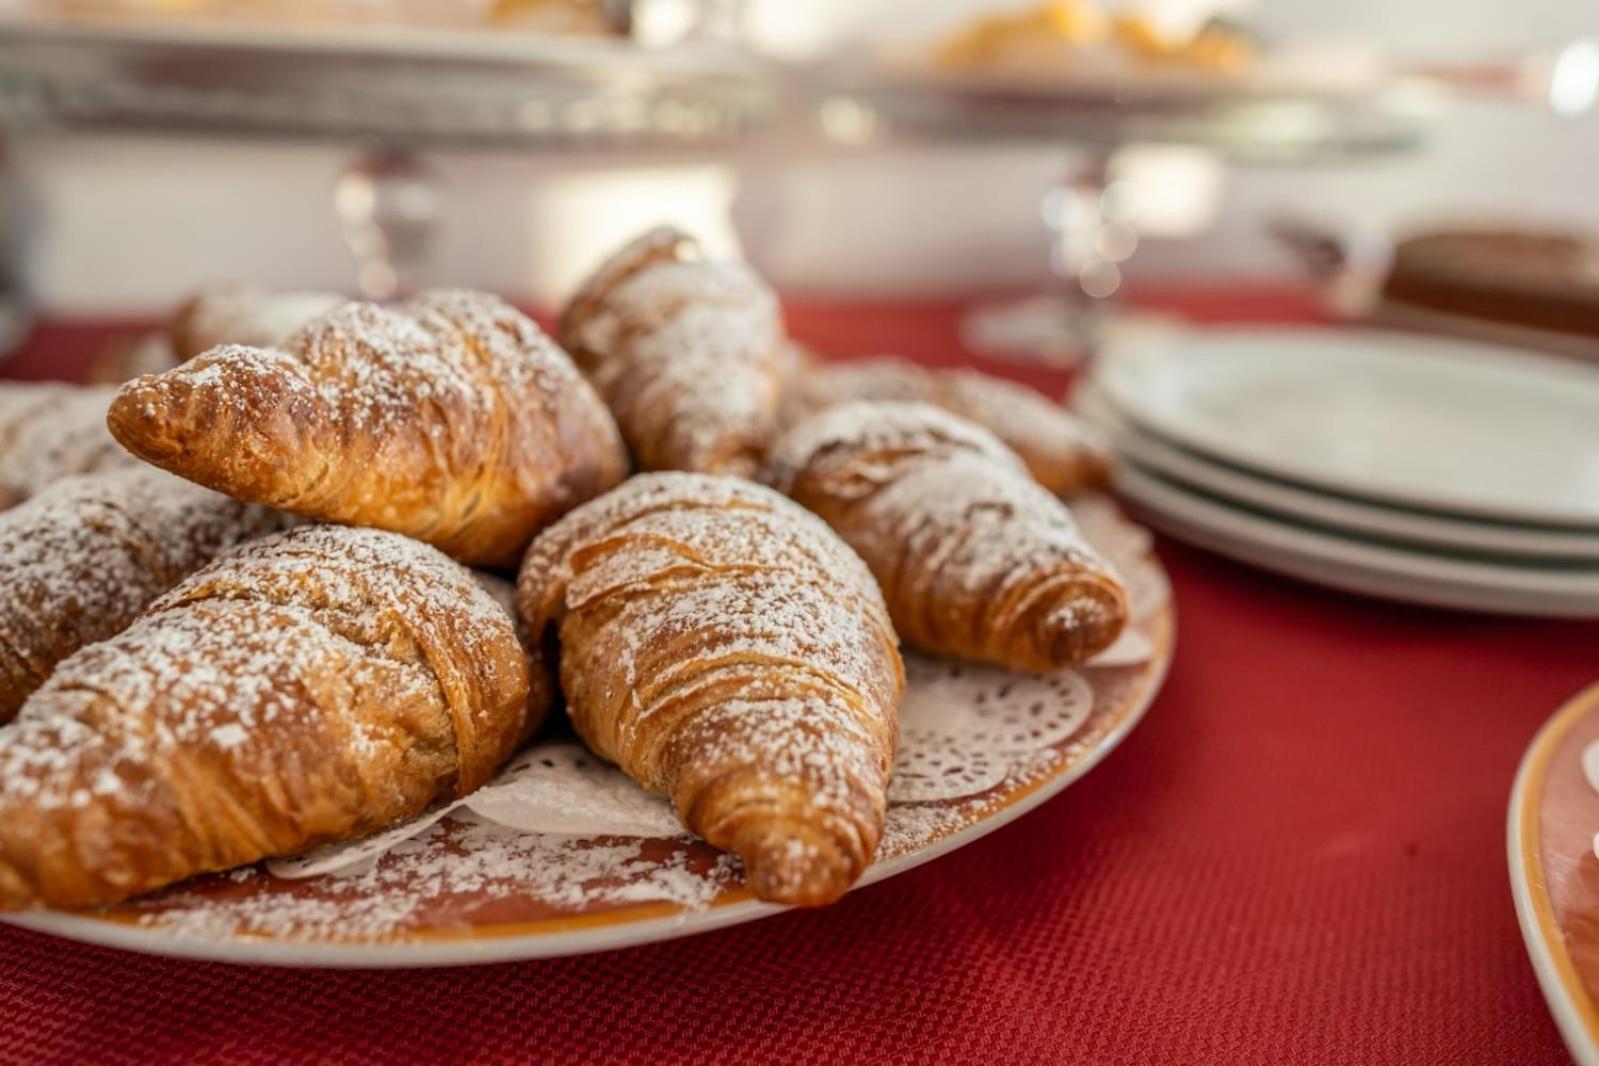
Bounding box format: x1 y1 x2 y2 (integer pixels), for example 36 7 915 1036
1078 327 1599 616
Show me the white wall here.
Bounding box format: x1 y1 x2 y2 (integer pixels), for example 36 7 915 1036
7 136 746 312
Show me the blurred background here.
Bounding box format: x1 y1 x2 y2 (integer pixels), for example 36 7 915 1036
2 0 1593 315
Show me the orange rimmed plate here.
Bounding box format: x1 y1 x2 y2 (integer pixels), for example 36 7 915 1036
1510 681 1599 1064
4 498 1172 969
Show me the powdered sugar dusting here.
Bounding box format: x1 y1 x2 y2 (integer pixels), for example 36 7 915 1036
878 801 973 856
0 524 524 863
520 474 900 870
20 499 1168 947
117 289 626 567
939 369 1109 474
0 466 285 716
0 383 138 508
106 635 1133 940
783 356 1110 492
134 816 742 943
525 472 894 654
863 455 1110 596
768 402 1126 670
783 357 939 424
766 399 1025 496
268 301 477 431
563 230 785 474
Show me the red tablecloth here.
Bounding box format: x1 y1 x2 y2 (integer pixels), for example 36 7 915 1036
1 291 1592 1065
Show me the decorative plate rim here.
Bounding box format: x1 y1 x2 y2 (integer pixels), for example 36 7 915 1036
1508 679 1599 1066
4 606 1175 970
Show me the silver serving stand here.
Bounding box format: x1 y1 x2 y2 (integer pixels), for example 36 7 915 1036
803 37 1595 362
0 15 778 300
0 18 774 148
816 62 1433 159
0 14 1587 347
807 57 1439 363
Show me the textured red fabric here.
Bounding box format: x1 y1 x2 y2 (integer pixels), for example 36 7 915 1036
0 290 1583 1065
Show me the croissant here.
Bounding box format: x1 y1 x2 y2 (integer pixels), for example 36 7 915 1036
559 227 787 476
87 334 180 387
88 286 343 385
517 472 903 906
0 524 535 911
766 401 1128 674
168 284 345 363
472 570 558 726
0 383 135 510
107 289 629 568
0 467 285 724
782 356 1112 495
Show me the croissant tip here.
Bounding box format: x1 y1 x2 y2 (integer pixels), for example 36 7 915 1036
106 379 180 462
1040 592 1130 668
740 828 858 907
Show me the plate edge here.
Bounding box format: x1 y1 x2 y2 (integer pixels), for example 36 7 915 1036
1508 680 1599 1066
2 602 1178 969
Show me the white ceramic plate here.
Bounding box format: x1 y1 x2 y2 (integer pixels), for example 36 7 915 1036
1114 462 1599 616
1509 681 1599 1066
3 503 1173 969
1096 328 1599 528
1075 384 1599 562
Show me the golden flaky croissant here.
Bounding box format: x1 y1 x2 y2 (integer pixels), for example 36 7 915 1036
767 401 1128 674
107 289 628 569
517 473 903 906
473 570 558 728
559 227 787 477
781 355 1111 495
0 383 136 510
0 524 535 911
0 467 285 724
